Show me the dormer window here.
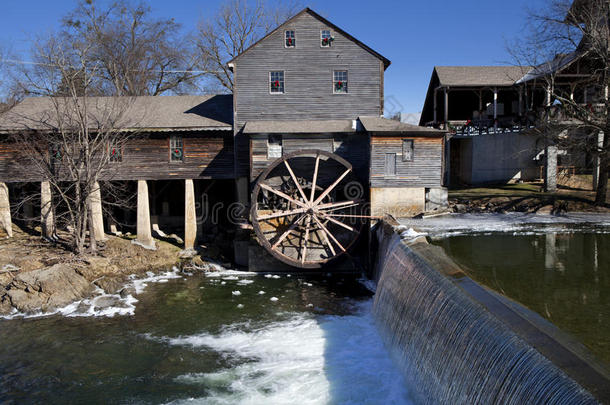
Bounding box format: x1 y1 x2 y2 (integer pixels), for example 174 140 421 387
333 70 348 94
285 30 295 48
321 30 333 47
270 71 285 94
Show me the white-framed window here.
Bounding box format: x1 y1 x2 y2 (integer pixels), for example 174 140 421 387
267 135 283 159
402 139 414 161
109 142 123 163
333 70 348 94
321 29 333 47
270 71 285 94
170 135 183 162
285 30 295 48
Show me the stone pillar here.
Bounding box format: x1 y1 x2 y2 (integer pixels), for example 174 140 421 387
592 131 604 191
134 180 155 249
41 181 55 239
0 182 13 238
184 179 197 251
88 182 106 241
545 144 558 192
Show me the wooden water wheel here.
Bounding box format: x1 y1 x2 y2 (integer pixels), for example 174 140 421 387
251 150 367 269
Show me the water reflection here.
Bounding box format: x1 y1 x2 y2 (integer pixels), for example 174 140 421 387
433 232 610 365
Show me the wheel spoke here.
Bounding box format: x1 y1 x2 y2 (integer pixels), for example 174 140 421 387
256 207 308 221
284 160 309 205
310 154 320 203
313 168 352 206
318 213 356 232
271 214 305 250
316 217 346 252
260 183 308 208
301 216 312 264
312 216 336 256
317 200 362 211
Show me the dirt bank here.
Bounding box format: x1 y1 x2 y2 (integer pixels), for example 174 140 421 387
0 225 227 316
449 183 609 215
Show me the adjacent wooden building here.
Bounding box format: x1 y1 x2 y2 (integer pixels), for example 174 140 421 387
0 8 447 270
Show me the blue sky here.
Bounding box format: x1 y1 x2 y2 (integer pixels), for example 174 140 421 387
1 0 544 116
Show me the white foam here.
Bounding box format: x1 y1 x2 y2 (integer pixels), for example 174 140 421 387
160 302 413 404
2 268 184 320
270 297 279 302
237 279 254 285
258 291 266 295
232 291 241 296
206 269 257 278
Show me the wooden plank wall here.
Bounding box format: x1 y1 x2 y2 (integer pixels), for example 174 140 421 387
250 133 369 183
370 136 443 188
233 12 384 176
0 130 235 183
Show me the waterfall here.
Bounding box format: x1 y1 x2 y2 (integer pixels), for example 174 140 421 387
372 223 600 404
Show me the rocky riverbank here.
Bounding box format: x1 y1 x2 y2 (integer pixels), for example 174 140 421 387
448 183 609 215
0 226 230 316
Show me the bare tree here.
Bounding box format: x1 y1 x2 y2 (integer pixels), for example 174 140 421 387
62 0 200 96
7 33 136 255
195 0 301 91
512 0 608 204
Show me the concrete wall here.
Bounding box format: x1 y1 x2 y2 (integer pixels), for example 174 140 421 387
452 132 541 185
370 187 425 217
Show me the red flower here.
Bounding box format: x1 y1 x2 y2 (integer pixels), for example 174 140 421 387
175 149 179 153
338 81 342 86
112 148 116 155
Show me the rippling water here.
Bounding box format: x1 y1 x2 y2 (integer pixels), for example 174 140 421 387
0 270 412 404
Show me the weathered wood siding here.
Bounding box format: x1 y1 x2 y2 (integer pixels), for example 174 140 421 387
370 136 443 188
233 12 384 177
0 131 235 183
250 133 369 183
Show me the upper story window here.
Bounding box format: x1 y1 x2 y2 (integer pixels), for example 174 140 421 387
285 30 295 48
333 70 348 94
402 139 414 161
270 71 285 94
170 135 183 162
109 143 122 163
321 30 333 47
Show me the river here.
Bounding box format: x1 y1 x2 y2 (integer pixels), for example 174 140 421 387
0 269 413 404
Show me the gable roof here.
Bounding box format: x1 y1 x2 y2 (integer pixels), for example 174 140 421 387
435 66 530 87
227 8 391 70
0 95 233 133
359 116 446 136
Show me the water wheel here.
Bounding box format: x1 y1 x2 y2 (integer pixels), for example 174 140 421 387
251 150 367 269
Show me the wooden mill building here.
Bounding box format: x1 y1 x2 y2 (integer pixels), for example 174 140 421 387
0 8 446 270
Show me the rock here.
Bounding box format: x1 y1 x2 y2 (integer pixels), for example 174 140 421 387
191 255 207 267
0 296 14 315
453 204 467 213
7 264 94 313
94 277 126 294
537 205 553 215
92 295 121 310
119 286 136 298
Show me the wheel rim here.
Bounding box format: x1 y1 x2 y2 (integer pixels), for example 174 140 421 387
251 149 366 269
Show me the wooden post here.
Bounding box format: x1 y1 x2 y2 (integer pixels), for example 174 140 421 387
134 180 155 249
0 182 12 238
444 88 449 124
184 179 197 251
593 131 604 191
493 87 498 119
41 181 55 239
433 88 438 123
89 181 106 242
518 86 523 116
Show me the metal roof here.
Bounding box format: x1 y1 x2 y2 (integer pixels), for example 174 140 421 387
0 95 233 132
359 116 446 135
243 119 357 134
517 50 585 83
435 66 530 87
